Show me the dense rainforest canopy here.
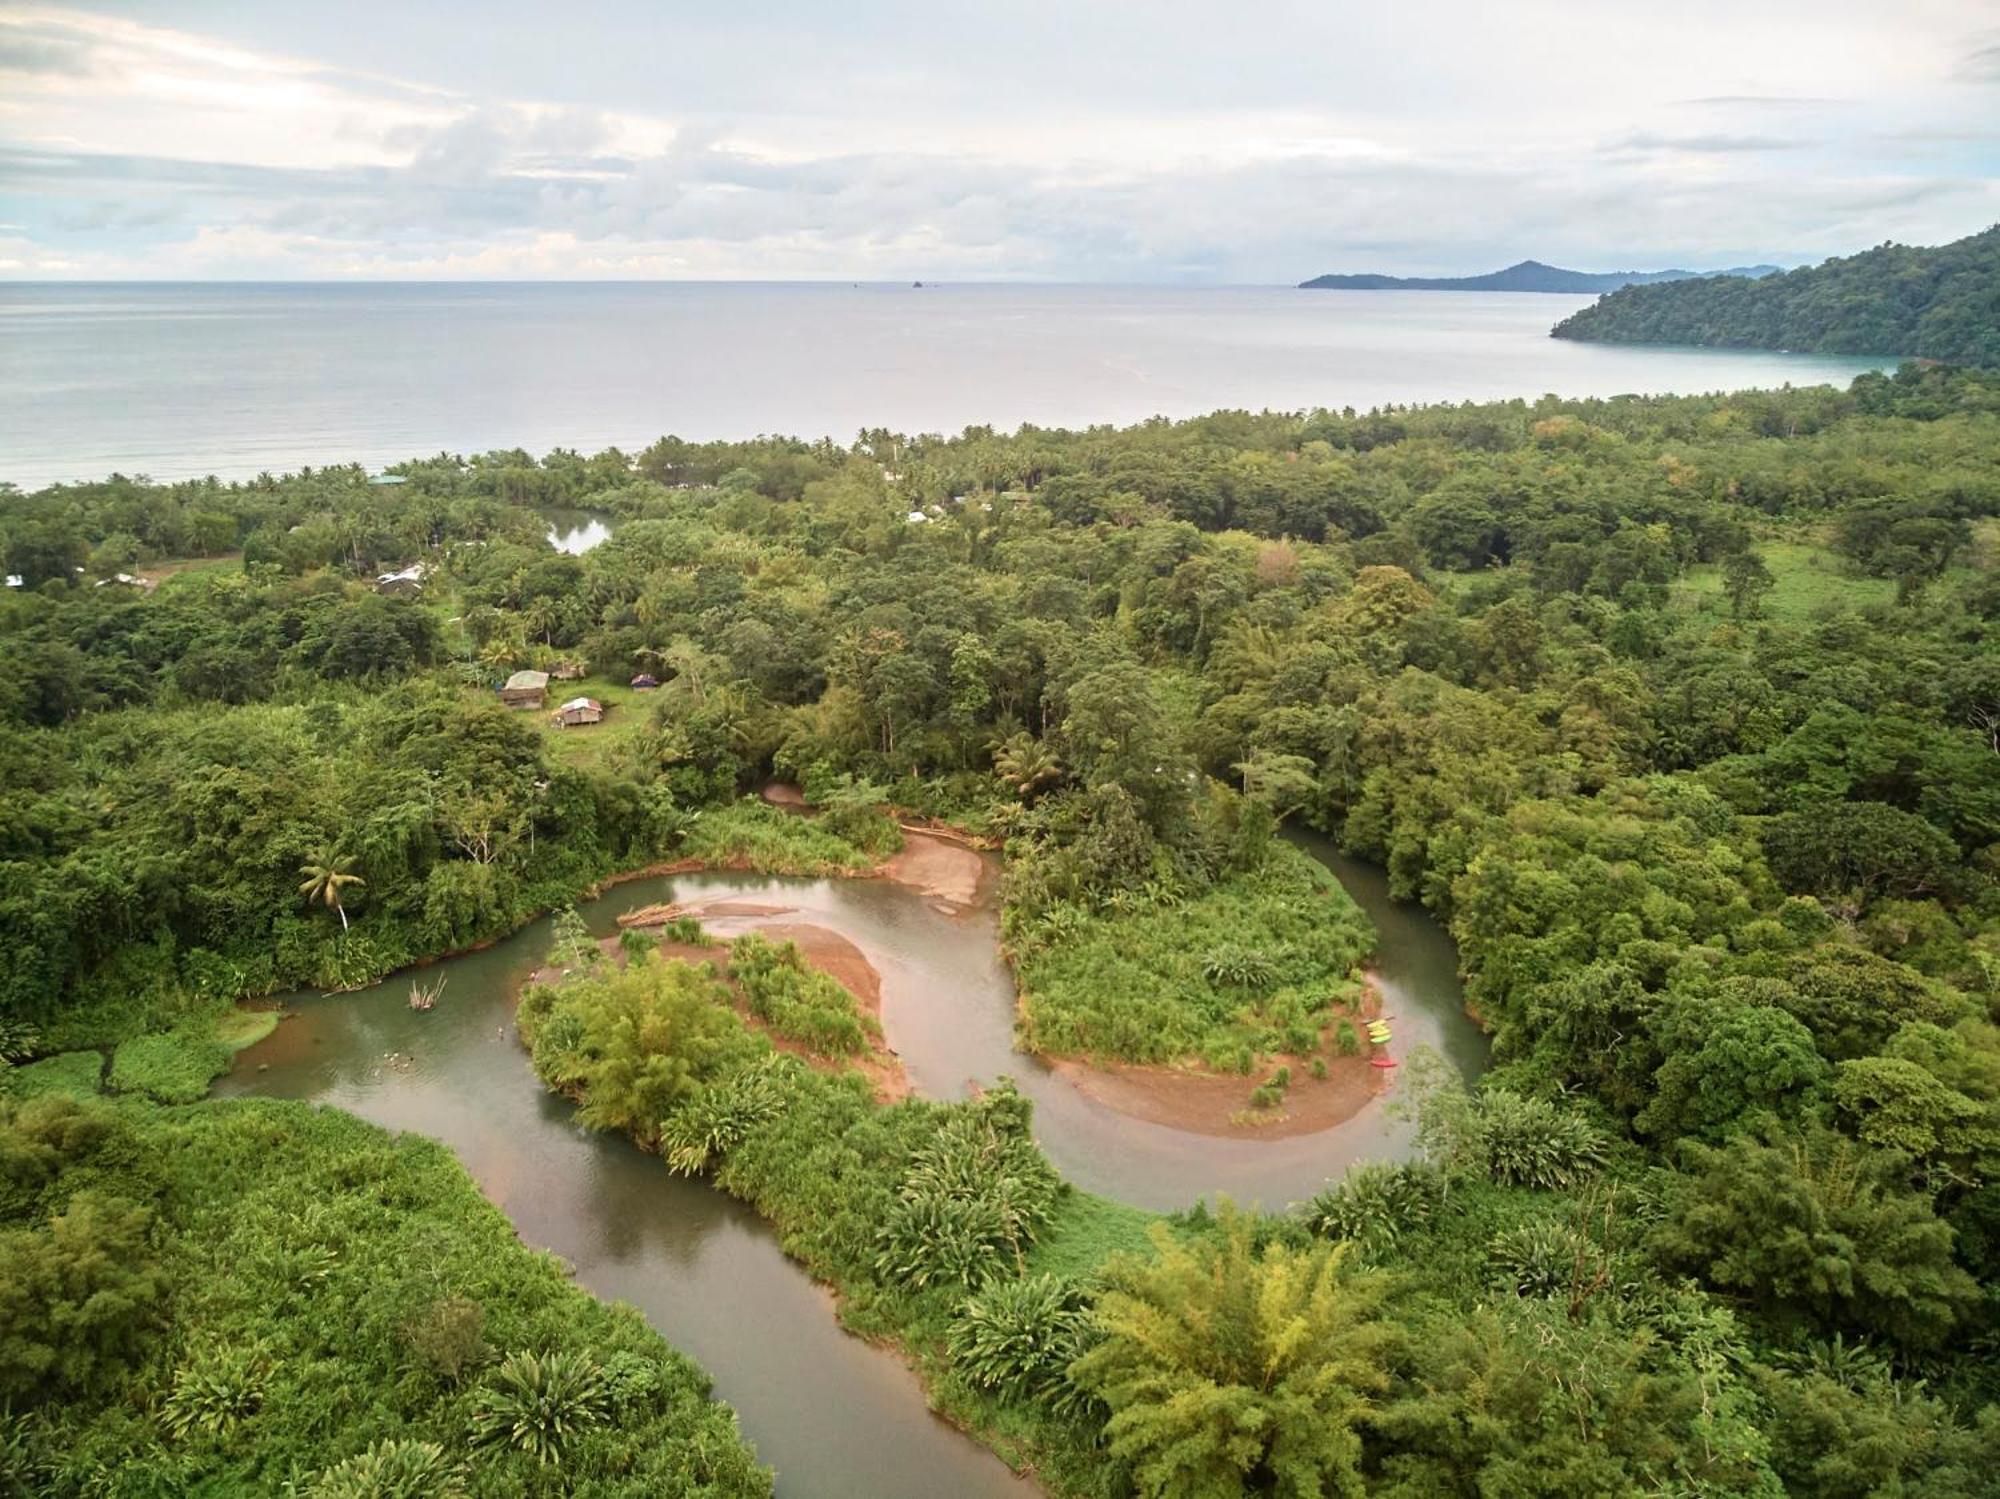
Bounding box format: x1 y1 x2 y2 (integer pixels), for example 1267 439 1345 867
4 359 2000 1494
1552 224 2000 365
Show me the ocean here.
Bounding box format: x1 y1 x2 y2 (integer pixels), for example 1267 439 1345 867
0 281 1890 490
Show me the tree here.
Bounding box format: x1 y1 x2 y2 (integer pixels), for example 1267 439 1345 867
1721 550 1775 618
0 1190 167 1400
298 848 366 931
1638 1001 1829 1142
1072 1203 1392 1498
1653 1128 1980 1350
992 731 1063 801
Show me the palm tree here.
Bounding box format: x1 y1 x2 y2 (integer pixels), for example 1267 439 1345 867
299 849 366 932
992 731 1062 801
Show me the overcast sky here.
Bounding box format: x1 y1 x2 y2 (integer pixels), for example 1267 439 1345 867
1 1 1996 281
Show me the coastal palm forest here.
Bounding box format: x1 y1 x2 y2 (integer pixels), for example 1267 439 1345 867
3 359 2000 1494
1552 223 2000 365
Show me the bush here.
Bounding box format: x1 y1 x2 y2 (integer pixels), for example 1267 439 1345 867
729 933 872 1056
467 1349 611 1464
947 1274 1100 1420
107 1030 232 1104
875 1088 1062 1291
1015 842 1376 1067
2 1051 104 1100
403 1296 488 1384
1475 1090 1610 1190
306 1438 466 1498
1302 1161 1448 1250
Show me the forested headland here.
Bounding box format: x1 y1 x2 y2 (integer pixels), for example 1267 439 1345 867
4 359 2000 1494
1552 223 2000 364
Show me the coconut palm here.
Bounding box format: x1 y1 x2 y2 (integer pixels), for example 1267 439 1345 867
992 731 1062 801
299 849 366 932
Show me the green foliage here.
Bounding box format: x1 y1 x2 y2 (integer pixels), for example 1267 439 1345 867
1552 224 2000 364
0 1093 768 1494
467 1349 612 1465
520 955 757 1145
680 799 886 875
402 1294 489 1384
947 1274 1100 1420
1073 1203 1393 1498
2 1050 105 1100
160 1343 270 1439
1015 842 1375 1066
107 1029 233 1104
304 1438 468 1499
875 1088 1062 1290
1302 1161 1447 1251
729 932 872 1056
1654 1128 1982 1350
0 1187 166 1400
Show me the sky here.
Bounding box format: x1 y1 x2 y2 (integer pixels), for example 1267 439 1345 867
0 1 1996 282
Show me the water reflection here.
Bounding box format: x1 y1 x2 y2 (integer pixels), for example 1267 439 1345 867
544 508 613 554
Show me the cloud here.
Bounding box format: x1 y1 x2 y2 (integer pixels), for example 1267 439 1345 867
1607 133 1805 155
1 2 1996 281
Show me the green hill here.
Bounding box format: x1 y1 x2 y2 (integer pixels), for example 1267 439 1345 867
1301 258 1779 292
1550 224 2000 364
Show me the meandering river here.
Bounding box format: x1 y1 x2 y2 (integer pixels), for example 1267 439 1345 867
221 831 1485 1496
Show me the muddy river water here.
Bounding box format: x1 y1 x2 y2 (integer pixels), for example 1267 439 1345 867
221 830 1486 1497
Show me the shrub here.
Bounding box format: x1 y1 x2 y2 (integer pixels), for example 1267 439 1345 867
659 1066 784 1174
1202 946 1279 989
1487 1220 1591 1297
0 1189 166 1400
402 1295 487 1384
161 1344 269 1440
729 934 871 1056
1302 1162 1447 1249
306 1439 466 1499
875 1089 1061 1291
107 1031 232 1104
1073 1204 1393 1497
467 1349 611 1465
1476 1091 1610 1190
2 1051 104 1101
947 1274 1100 1419
661 914 712 946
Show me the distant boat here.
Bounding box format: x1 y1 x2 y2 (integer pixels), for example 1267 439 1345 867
912 280 924 288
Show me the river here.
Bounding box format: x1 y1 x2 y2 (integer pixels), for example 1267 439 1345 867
220 832 1485 1496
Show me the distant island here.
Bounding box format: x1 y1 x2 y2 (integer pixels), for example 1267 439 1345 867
1298 259 1781 293
1551 224 2000 365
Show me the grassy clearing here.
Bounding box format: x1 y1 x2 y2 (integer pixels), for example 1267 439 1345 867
1024 1192 1158 1280
1014 841 1377 1069
1675 541 1896 618
214 1008 279 1052
521 677 656 771
728 932 876 1056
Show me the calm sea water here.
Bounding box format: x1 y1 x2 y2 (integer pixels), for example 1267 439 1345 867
0 282 1889 490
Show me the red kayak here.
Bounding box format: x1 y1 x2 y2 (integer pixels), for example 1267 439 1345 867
1369 1056 1398 1068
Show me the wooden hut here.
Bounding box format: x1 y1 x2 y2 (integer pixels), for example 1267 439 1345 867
500 669 550 709
552 696 604 728
630 672 660 690
550 659 586 681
